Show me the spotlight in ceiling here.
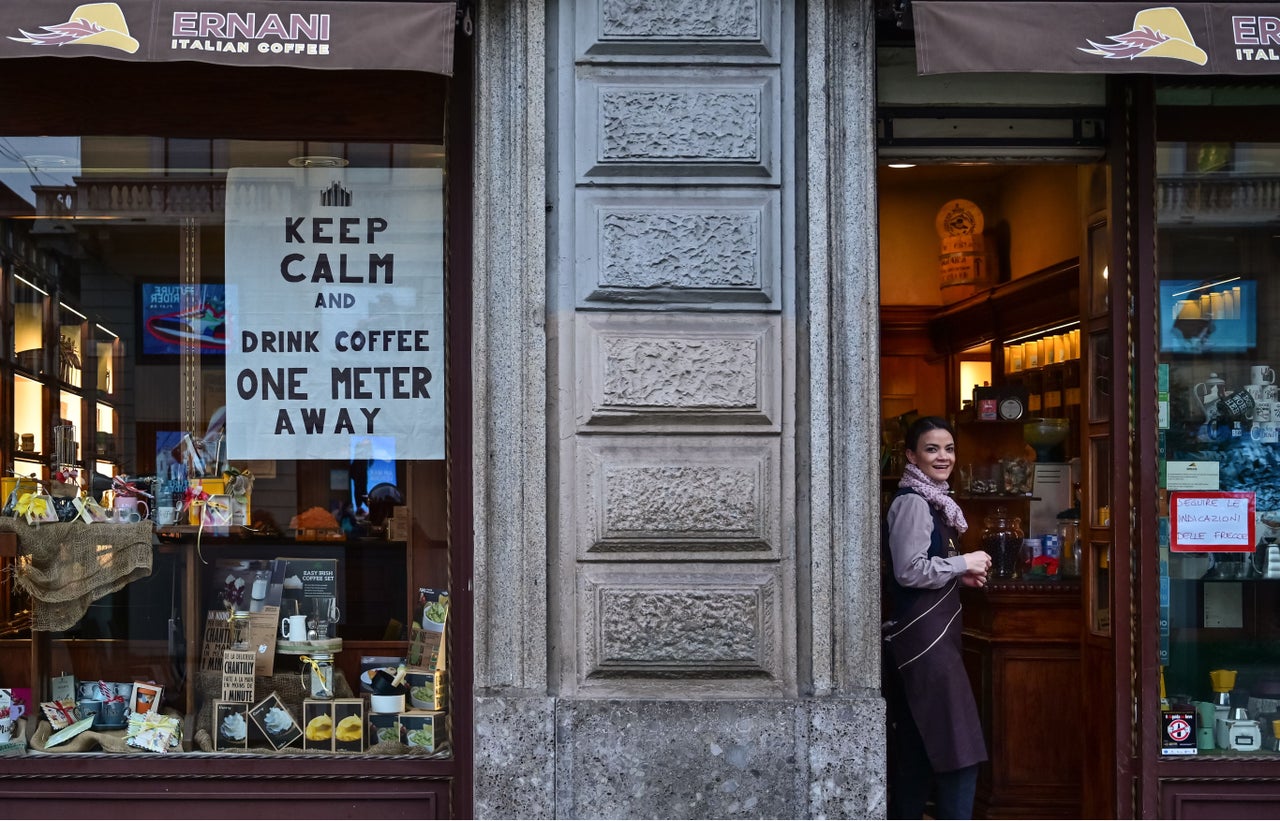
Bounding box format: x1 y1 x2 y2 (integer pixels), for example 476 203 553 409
287 156 350 168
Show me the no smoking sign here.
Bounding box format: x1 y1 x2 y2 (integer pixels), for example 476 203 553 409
1162 711 1197 755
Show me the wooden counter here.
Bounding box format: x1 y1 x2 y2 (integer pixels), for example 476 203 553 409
961 580 1083 819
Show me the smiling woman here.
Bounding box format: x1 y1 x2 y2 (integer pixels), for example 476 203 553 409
882 415 990 820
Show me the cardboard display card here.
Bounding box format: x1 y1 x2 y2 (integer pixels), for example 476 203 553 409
213 701 250 751
249 692 301 751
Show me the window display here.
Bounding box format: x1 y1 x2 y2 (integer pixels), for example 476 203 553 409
1156 139 1280 755
0 133 452 760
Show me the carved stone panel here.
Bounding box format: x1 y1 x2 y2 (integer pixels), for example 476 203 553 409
576 435 781 560
576 68 779 184
577 564 785 694
575 0 781 62
576 312 781 431
576 188 780 309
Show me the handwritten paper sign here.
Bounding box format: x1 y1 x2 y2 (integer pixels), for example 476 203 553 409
1170 491 1255 553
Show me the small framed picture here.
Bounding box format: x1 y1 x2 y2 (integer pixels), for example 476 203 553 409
249 691 302 751
129 682 164 715
214 701 250 751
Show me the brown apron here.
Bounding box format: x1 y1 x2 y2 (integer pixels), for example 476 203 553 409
883 490 987 773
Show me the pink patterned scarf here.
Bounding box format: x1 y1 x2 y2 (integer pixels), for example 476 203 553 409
898 463 968 534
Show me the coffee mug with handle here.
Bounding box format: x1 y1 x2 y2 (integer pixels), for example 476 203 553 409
113 496 149 523
282 614 308 642
1253 365 1276 385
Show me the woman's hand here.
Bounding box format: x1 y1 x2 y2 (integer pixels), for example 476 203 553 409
961 550 992 587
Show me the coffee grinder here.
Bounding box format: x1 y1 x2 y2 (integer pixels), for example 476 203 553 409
1210 668 1237 708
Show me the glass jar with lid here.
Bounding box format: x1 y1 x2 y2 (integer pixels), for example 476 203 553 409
982 506 1024 580
229 610 252 649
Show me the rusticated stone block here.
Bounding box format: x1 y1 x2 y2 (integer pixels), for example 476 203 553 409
575 188 781 308
576 436 782 560
576 69 779 183
600 0 760 39
576 0 781 61
576 313 781 431
577 565 784 690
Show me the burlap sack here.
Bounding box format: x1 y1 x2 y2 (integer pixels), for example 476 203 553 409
1 518 153 631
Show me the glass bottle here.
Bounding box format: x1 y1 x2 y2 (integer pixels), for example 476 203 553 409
251 569 270 600
305 653 335 699
1058 515 1081 577
982 506 1024 580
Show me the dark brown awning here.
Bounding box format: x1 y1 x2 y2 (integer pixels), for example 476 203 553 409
914 1 1280 76
0 0 455 75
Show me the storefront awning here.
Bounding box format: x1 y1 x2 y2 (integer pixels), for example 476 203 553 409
914 1 1280 76
0 0 455 75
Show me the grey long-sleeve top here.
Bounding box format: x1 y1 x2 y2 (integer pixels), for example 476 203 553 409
885 492 967 589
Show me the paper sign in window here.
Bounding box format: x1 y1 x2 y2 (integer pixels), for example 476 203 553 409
1170 491 1255 553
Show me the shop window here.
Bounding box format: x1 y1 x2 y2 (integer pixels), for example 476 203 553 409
1155 138 1280 756
1 133 454 760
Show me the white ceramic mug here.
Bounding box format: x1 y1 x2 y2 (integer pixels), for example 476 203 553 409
1253 365 1276 385
155 505 179 525
281 614 308 641
0 716 13 743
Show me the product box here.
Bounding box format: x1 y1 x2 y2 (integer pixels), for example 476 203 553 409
368 710 401 747
249 691 302 751
398 709 447 753
359 655 405 694
406 668 447 712
0 718 27 757
302 700 335 752
301 698 365 753
332 698 365 753
387 516 410 542
213 701 250 751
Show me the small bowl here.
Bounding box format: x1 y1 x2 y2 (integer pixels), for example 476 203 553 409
1023 417 1070 460
370 693 405 714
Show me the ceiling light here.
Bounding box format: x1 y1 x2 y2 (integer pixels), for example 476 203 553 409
287 156 350 168
887 163 916 169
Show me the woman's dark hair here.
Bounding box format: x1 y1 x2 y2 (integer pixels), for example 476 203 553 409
904 415 954 452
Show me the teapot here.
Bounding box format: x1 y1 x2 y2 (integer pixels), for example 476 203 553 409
1194 373 1228 422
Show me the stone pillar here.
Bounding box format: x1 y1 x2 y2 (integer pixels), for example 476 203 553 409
472 0 885 815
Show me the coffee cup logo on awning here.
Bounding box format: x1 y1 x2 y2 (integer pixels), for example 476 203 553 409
1080 7 1208 66
7 2 139 54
